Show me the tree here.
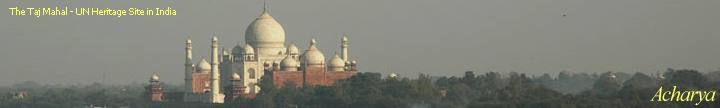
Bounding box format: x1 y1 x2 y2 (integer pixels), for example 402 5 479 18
590 72 621 97
663 69 706 88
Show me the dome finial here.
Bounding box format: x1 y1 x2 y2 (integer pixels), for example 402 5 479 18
310 38 317 46
186 36 192 43
263 0 268 13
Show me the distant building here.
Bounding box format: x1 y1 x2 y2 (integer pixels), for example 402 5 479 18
270 40 358 88
13 91 28 100
147 5 358 104
148 74 163 102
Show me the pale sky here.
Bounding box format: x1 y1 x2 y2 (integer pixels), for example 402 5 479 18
1 0 718 85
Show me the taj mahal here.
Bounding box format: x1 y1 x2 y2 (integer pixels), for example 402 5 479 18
147 6 359 103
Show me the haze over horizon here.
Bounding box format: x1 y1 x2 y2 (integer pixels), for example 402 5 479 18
1 0 718 86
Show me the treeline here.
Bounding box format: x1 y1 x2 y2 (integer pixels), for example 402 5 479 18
2 68 720 108
0 82 161 108
227 69 720 108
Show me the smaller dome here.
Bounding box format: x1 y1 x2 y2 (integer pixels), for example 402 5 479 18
232 73 241 80
389 73 398 78
151 74 160 81
222 48 230 55
287 44 299 55
197 58 211 71
281 55 298 70
329 54 345 68
328 54 345 71
244 44 255 54
232 44 243 54
351 60 357 65
302 39 325 66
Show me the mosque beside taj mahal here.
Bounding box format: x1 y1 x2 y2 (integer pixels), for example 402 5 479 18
146 6 358 104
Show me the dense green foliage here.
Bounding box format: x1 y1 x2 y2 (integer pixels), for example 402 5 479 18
2 68 720 108
0 82 154 108
226 69 720 108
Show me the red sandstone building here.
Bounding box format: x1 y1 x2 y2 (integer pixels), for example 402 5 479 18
150 6 359 104
271 54 358 87
148 74 163 102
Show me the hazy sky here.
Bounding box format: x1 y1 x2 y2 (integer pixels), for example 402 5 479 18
1 0 719 85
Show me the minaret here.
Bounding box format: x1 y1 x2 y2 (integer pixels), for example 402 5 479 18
184 38 193 94
149 73 163 102
210 36 225 103
341 35 349 62
219 48 225 63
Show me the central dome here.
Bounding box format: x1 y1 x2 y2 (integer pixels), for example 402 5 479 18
245 9 286 50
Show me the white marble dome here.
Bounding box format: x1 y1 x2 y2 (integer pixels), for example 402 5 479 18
329 54 345 68
287 44 299 55
151 74 160 81
243 44 255 54
281 55 299 70
197 58 211 71
245 10 285 49
302 39 325 66
232 72 241 80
